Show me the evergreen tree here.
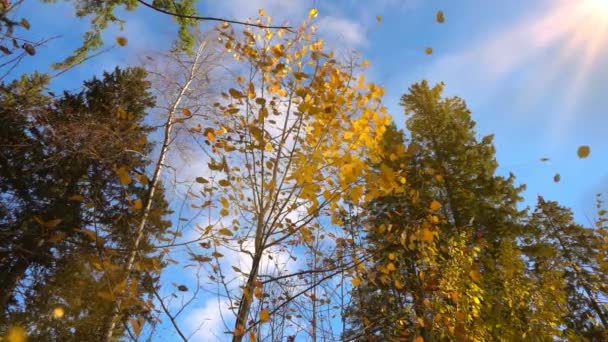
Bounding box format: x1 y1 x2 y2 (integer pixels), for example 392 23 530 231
525 197 608 340
345 81 565 340
0 68 171 339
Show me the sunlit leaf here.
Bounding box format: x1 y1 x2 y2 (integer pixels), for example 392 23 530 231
132 199 142 210
469 269 481 283
308 8 318 19
429 201 441 211
20 18 31 29
260 308 270 322
577 145 590 159
436 10 445 23
52 307 64 319
218 228 233 236
196 177 209 184
6 326 27 342
116 36 128 47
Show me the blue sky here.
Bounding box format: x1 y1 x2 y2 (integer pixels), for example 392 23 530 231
9 0 608 340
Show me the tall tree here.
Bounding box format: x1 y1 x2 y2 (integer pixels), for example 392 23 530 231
525 197 608 340
346 81 565 341
0 67 172 340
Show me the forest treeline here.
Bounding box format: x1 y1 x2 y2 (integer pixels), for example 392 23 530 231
1 1 606 341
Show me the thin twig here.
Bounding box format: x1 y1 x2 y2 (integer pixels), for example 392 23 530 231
136 0 293 31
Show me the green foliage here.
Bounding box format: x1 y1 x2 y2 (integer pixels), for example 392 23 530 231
0 68 171 339
42 0 198 69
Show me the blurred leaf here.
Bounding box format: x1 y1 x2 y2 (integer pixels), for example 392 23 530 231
577 145 590 159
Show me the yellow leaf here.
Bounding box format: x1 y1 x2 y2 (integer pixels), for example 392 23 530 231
469 269 481 283
248 82 256 99
414 336 424 342
394 279 403 289
386 262 396 272
218 179 231 187
220 197 229 208
352 277 361 286
436 10 445 23
52 307 64 318
260 309 270 323
182 108 192 116
195 177 209 184
553 173 561 183
376 15 382 22
6 326 27 342
388 253 396 261
116 36 128 46
308 7 318 19
421 227 434 242
229 88 244 99
258 8 265 17
130 318 142 336
249 331 256 341
425 47 433 55
206 130 216 142
115 165 131 185
220 208 229 217
132 199 142 210
218 228 233 236
429 201 441 211
577 145 590 158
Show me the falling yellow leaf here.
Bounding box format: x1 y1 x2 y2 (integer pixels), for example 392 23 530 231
421 227 434 242
218 228 233 236
132 199 142 210
53 306 64 318
429 201 441 211
260 308 270 322
6 326 27 342
553 173 561 183
577 145 590 158
206 131 216 142
115 165 131 185
436 10 445 23
258 8 265 17
228 88 244 99
425 47 433 55
308 7 319 19
376 15 382 22
116 36 128 47
469 269 481 283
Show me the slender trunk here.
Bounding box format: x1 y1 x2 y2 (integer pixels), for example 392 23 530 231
103 42 207 341
233 253 262 342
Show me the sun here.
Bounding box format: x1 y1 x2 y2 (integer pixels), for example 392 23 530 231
584 0 608 15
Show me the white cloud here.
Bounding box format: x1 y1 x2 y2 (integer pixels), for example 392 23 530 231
317 16 368 49
185 297 234 341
